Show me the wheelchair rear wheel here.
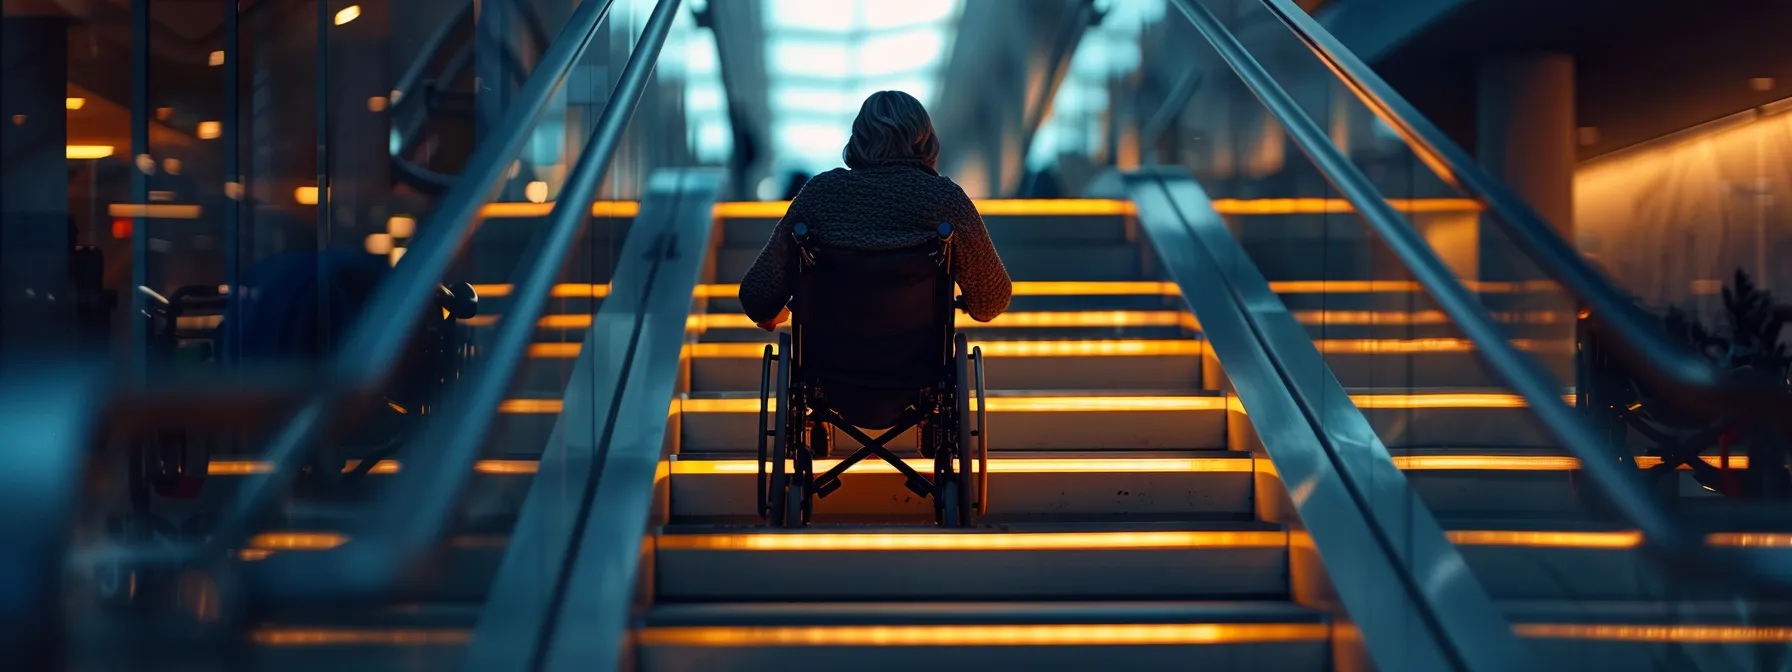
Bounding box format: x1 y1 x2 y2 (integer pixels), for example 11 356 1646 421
939 480 962 529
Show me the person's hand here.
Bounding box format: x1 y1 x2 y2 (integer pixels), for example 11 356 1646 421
757 306 790 332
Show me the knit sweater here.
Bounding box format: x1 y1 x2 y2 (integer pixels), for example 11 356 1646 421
738 163 1013 323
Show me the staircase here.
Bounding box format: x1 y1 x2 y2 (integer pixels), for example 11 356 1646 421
1227 204 1792 668
131 199 1789 670
644 201 1331 669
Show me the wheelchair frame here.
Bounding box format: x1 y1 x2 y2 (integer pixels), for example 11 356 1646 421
756 222 989 528
127 280 479 513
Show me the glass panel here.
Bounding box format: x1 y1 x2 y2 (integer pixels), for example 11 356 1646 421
1168 0 1781 662
58 0 710 666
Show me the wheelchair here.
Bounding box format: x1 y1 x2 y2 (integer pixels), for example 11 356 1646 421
128 251 479 515
756 221 989 528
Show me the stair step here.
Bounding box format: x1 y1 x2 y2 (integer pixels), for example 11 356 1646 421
677 391 1228 452
1507 600 1792 669
667 451 1254 521
654 523 1285 601
639 601 1330 671
688 339 1211 391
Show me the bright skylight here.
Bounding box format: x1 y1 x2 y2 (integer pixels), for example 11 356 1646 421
1028 0 1168 171
763 0 965 178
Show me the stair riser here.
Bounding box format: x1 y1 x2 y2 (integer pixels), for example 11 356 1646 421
656 545 1287 601
716 245 1147 282
718 216 1135 247
692 355 1206 392
641 643 1328 671
667 469 1253 520
680 408 1228 453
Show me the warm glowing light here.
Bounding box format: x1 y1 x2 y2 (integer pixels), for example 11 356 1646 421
67 145 114 159
1447 530 1641 548
672 457 1252 476
209 50 225 66
1292 310 1560 326
364 233 393 255
252 628 471 646
367 96 388 112
1209 197 1481 215
1635 455 1750 469
658 530 1284 552
1514 623 1792 643
388 247 406 266
976 340 1205 357
477 198 1484 221
210 459 533 475
480 201 641 218
247 532 348 550
639 623 1328 647
474 460 540 474
340 459 400 474
676 396 1224 414
1350 393 1563 409
209 460 274 475
686 340 1204 359
688 311 1190 332
197 120 221 139
1010 281 1178 296
525 181 549 204
295 186 320 205
386 215 415 237
66 97 86 110
1389 455 1580 470
528 343 581 358
972 199 1137 216
333 5 361 25
468 283 609 299
1706 532 1792 547
1315 338 1478 354
106 204 201 219
499 399 563 414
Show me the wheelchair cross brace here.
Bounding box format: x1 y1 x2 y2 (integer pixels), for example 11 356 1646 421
808 406 935 499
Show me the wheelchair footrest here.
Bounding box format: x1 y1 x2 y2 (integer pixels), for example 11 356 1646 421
904 474 933 498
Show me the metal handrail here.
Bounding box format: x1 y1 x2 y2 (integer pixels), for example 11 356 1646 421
1256 0 1789 419
246 0 685 599
205 0 627 555
1166 0 1792 588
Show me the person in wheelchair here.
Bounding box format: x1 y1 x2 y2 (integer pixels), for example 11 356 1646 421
738 90 1011 527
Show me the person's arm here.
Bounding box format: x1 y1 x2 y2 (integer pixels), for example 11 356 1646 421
945 187 1012 322
738 185 815 327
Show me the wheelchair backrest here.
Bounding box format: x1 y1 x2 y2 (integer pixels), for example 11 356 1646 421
790 224 954 391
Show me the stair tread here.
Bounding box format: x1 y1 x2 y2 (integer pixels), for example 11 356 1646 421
683 389 1223 400
644 601 1327 627
658 520 1283 536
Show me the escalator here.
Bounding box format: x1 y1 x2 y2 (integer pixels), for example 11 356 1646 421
14 0 1792 670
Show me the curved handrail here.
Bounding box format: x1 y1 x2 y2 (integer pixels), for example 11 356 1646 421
1255 0 1789 419
1165 0 1792 589
204 0 629 555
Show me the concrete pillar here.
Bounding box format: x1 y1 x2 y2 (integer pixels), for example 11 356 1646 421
1476 53 1576 376
1 16 72 355
1476 53 1576 279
